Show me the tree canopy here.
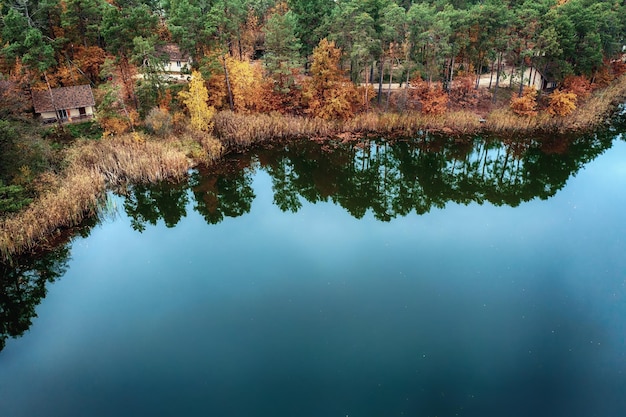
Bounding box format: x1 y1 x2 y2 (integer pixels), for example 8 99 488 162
0 0 623 119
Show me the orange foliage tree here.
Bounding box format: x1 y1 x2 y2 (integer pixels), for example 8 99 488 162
421 86 449 115
547 89 577 116
95 83 139 136
510 86 538 117
259 73 304 114
73 46 106 84
611 60 626 78
302 38 360 120
0 59 32 117
48 64 81 87
562 75 592 102
448 75 478 110
409 77 448 115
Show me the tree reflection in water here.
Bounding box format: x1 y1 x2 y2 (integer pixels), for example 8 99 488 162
122 181 190 232
1 113 624 351
0 245 71 351
258 129 616 221
190 156 256 225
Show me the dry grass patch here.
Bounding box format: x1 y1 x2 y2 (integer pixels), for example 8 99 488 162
213 111 334 148
0 167 105 261
1 132 198 261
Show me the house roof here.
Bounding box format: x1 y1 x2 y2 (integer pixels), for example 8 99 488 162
158 44 190 62
31 85 95 113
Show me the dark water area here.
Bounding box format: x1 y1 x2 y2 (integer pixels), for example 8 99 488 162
1 116 626 417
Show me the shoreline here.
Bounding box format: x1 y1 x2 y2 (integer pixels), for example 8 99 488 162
2 76 626 262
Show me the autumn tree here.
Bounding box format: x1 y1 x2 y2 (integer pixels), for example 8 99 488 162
548 89 577 117
303 38 359 120
448 75 478 110
145 107 173 137
510 86 538 117
225 57 265 112
73 45 106 84
408 77 448 115
562 75 592 102
179 70 215 131
95 80 138 136
0 59 32 118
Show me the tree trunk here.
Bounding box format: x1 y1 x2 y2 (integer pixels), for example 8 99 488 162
377 59 384 105
492 52 503 103
44 71 63 130
448 55 455 91
364 64 369 109
475 56 484 89
518 62 526 97
386 59 393 110
223 55 234 111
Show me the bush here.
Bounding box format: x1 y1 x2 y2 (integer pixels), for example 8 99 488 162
67 121 103 140
563 75 593 102
0 181 31 214
510 87 538 117
145 107 173 137
548 89 577 117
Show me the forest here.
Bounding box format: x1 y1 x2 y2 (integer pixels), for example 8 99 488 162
0 0 625 258
0 0 624 122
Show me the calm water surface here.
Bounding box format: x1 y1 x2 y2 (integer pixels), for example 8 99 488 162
1 128 626 417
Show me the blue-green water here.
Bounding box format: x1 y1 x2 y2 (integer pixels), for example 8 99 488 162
1 128 626 417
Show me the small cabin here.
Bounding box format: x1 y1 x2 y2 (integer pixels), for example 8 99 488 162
158 44 192 80
32 85 95 124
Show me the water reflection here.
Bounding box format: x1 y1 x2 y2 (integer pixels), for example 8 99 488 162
116 129 620 229
0 245 71 351
0 115 624 351
263 131 621 221
190 159 256 225
123 181 189 232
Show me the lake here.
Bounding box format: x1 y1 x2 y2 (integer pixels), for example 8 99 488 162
1 120 626 417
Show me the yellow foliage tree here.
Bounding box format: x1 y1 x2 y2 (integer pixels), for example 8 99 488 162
178 71 215 131
510 86 538 117
548 89 577 117
225 57 265 112
302 38 359 120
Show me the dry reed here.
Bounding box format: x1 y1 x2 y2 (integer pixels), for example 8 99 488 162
1 132 196 262
214 111 335 148
485 75 626 134
0 167 106 261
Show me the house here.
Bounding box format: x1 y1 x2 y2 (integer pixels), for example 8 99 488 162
32 85 95 124
158 44 191 80
524 67 557 91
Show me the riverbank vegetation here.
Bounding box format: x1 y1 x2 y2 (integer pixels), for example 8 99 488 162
1 0 626 259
